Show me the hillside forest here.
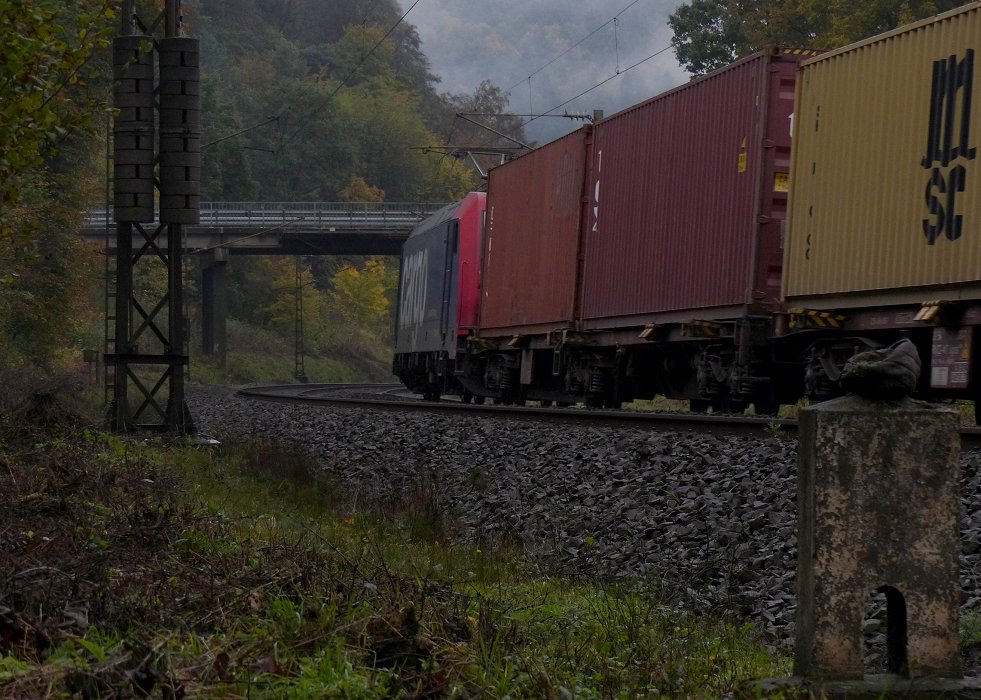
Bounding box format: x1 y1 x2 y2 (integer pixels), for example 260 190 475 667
0 0 529 381
0 0 965 381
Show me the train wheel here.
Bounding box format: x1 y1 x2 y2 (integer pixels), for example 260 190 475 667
461 390 474 404
474 395 486 405
540 400 553 407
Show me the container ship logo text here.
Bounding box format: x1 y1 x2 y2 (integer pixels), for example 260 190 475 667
922 49 976 245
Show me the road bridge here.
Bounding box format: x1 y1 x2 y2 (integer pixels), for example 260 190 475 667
81 201 447 255
84 201 449 365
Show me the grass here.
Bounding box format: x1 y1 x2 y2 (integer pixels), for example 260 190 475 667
0 387 795 698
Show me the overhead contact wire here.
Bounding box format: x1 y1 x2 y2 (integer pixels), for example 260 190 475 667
502 0 643 97
523 44 672 129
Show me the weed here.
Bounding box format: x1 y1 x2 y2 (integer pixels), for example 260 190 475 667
764 421 783 439
2 392 799 698
962 609 981 648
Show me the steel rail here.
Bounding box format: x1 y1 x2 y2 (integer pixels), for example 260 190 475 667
236 383 981 449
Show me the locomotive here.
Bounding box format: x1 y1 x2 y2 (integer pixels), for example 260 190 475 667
395 3 981 418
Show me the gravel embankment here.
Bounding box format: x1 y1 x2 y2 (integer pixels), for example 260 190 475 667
188 387 981 662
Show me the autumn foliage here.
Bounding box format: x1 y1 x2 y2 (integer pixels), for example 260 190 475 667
669 0 965 74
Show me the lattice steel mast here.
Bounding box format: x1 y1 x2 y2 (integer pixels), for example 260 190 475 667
107 0 199 433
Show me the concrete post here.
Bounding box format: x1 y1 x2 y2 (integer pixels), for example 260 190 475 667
795 395 962 680
751 340 981 696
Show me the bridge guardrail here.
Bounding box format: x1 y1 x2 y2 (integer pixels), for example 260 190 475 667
83 202 448 229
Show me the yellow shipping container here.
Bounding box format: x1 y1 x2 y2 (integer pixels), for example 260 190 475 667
784 2 981 307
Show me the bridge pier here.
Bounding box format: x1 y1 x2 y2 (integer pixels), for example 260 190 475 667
201 248 227 365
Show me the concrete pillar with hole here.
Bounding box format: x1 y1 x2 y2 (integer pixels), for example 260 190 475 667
795 395 962 679
758 340 981 696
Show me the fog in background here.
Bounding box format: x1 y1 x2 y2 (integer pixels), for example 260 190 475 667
399 0 689 144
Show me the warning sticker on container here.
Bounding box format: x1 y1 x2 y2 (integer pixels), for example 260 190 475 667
931 327 971 389
774 173 789 192
738 137 747 173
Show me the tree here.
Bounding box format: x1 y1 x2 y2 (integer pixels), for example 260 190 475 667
338 176 385 202
0 174 99 368
259 258 325 337
428 80 533 179
199 74 261 200
0 0 113 368
327 258 393 332
668 0 754 76
435 80 531 150
669 0 965 75
0 0 114 227
324 24 399 90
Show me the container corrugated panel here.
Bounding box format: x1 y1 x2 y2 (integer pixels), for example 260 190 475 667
580 49 806 328
784 3 981 306
479 127 591 335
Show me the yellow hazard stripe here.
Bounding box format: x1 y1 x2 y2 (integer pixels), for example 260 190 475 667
788 308 845 328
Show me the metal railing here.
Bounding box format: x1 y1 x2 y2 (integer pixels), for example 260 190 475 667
84 202 448 229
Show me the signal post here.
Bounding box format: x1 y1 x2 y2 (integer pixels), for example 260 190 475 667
108 0 199 433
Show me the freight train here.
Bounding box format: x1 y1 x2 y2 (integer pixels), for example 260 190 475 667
394 3 981 418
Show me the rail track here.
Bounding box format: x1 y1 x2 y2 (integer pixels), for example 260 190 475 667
236 383 981 448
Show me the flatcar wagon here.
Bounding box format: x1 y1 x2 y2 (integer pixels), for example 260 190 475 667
455 48 814 410
456 126 593 405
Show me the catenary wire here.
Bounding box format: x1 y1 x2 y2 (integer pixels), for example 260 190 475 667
501 0 644 98
522 43 672 129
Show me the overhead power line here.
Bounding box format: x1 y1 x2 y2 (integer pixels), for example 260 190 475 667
502 0 644 97
523 43 673 129
201 115 279 149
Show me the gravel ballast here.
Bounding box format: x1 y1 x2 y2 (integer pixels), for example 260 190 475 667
188 387 981 666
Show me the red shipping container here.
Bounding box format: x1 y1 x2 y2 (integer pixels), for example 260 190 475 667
479 127 592 336
580 48 809 330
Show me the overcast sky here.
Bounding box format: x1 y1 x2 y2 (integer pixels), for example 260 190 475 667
397 0 690 143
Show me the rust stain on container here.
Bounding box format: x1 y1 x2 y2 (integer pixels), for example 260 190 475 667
479 127 591 336
580 49 804 328
784 2 981 307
